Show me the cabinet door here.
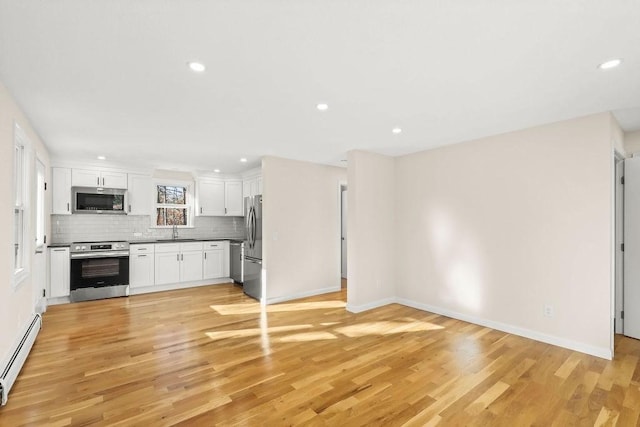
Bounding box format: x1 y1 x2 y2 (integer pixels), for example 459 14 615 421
49 248 70 297
52 167 72 215
101 171 127 189
198 180 225 216
203 249 224 279
181 251 203 282
222 240 230 276
127 174 152 215
130 253 154 288
225 181 244 216
256 177 263 195
72 168 101 187
243 180 251 199
155 252 181 285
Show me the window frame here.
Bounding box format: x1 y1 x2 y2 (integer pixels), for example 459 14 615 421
152 179 195 228
13 123 31 288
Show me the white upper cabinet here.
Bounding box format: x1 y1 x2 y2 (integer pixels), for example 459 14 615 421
72 168 127 189
197 179 225 216
127 174 152 215
242 172 263 199
52 167 72 215
197 178 243 216
225 180 243 216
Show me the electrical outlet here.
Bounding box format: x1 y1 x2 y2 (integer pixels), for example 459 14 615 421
543 304 554 317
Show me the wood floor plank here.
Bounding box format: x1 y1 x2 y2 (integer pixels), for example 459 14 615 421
2 283 640 426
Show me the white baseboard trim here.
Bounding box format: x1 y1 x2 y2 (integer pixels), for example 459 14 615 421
346 297 397 314
266 286 341 305
395 297 612 360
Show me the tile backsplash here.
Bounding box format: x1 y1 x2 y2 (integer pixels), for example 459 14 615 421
51 214 245 243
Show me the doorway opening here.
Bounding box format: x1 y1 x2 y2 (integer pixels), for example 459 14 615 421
340 183 347 289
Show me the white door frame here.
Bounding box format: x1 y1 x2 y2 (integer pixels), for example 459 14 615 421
614 151 624 335
338 181 347 285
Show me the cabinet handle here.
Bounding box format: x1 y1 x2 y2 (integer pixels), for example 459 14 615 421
181 254 184 261
67 202 70 212
97 177 100 186
53 249 66 252
128 204 131 213
204 252 207 260
138 248 147 251
138 254 147 258
177 254 179 261
102 177 105 186
200 207 203 214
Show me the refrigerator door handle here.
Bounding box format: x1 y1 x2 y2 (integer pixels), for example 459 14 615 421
251 208 256 247
253 208 257 247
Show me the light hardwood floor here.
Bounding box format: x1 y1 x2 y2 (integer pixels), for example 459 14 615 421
1 284 639 426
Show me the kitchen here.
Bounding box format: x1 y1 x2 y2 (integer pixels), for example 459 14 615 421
48 165 266 304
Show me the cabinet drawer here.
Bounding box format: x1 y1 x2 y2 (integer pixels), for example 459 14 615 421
131 244 155 254
154 243 181 253
181 242 204 252
204 241 227 249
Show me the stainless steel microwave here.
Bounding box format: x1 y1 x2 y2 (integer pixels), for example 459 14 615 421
73 187 126 214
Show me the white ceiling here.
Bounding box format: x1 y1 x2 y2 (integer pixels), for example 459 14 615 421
1 1 639 174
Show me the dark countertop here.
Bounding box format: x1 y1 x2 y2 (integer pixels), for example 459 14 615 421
130 238 244 244
49 238 244 247
48 242 72 248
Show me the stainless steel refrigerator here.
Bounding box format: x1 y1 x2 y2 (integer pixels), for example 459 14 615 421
243 195 262 300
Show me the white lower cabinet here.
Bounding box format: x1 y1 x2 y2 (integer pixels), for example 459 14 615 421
181 250 204 282
155 251 181 285
203 241 230 280
154 242 204 285
49 247 70 298
130 244 155 288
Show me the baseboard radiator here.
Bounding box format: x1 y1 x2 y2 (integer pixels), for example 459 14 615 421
0 313 42 406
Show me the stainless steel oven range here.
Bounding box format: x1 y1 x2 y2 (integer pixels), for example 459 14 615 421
70 241 130 302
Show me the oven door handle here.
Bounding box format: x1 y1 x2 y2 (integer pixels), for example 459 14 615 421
70 251 130 259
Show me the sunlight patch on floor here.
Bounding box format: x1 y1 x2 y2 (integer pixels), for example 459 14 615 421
210 300 346 315
335 321 444 338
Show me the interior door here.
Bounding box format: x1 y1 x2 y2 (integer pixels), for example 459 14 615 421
33 158 47 312
624 156 640 339
341 189 347 279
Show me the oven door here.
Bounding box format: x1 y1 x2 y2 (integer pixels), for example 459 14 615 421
70 254 130 291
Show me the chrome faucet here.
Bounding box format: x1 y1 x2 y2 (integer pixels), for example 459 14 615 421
172 224 179 240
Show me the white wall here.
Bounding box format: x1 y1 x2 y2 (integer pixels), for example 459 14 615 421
393 113 613 358
625 130 640 155
262 156 346 303
346 150 396 312
0 81 50 365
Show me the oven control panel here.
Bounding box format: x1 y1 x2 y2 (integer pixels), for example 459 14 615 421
71 241 130 253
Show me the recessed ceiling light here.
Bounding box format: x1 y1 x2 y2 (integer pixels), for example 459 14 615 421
598 58 622 70
240 158 247 163
97 155 106 160
214 169 220 173
316 103 329 111
187 61 206 72
392 127 402 134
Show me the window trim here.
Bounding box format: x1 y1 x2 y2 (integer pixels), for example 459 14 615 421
13 123 31 288
152 179 195 228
